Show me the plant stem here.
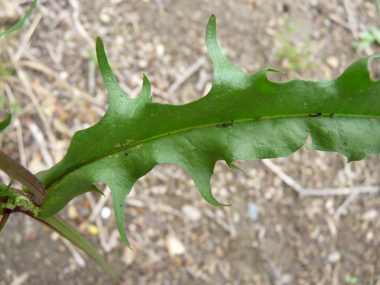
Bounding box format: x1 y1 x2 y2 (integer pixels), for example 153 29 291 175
0 208 11 233
0 150 46 206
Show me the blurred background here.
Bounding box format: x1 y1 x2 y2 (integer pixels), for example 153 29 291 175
1 0 380 284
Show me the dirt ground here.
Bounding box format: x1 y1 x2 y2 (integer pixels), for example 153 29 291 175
1 0 380 284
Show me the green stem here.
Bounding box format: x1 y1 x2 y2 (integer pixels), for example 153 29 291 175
35 214 119 282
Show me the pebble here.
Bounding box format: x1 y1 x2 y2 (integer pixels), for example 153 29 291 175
366 231 374 243
0 0 18 24
121 247 137 266
138 59 148 68
50 232 59 241
67 204 79 220
215 246 224 258
100 207 112 219
99 13 111 24
87 224 99 235
326 56 339 69
115 35 125 45
363 209 378 220
248 203 259 221
156 43 165 57
327 251 341 263
166 233 185 256
181 204 202 221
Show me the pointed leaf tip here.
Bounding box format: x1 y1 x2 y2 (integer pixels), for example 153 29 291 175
229 163 255 180
140 74 152 101
0 111 12 133
199 186 230 207
114 206 132 249
267 68 284 74
96 36 125 100
205 13 239 75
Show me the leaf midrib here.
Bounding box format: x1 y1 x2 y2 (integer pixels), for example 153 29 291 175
45 113 378 192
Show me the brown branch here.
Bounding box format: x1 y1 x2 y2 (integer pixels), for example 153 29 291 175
0 208 11 233
0 150 46 206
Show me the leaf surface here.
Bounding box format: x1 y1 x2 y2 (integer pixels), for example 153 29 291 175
37 15 380 247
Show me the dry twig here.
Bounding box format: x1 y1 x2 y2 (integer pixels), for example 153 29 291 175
299 186 379 197
59 237 86 267
88 186 111 223
7 49 56 146
28 122 54 168
4 83 26 166
333 188 361 219
262 159 304 194
203 209 231 233
343 0 358 40
14 13 43 61
166 57 207 95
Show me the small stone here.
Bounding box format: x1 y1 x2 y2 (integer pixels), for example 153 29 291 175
99 13 111 24
67 205 79 220
79 221 89 232
181 204 202 221
100 207 111 220
215 246 224 258
166 233 185 256
0 0 18 24
45 259 53 267
87 224 99 235
138 59 148 68
366 231 374 243
156 43 165 57
326 56 339 69
115 35 125 45
51 232 59 241
248 203 259 221
363 209 378 220
121 247 137 266
327 251 341 263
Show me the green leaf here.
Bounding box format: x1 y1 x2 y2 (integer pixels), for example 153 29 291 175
35 214 119 282
0 179 15 197
0 0 37 39
37 15 380 247
0 111 12 132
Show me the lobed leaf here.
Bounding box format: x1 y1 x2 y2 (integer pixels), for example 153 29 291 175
36 15 380 247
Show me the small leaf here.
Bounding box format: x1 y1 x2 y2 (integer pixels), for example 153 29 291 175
0 179 15 196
